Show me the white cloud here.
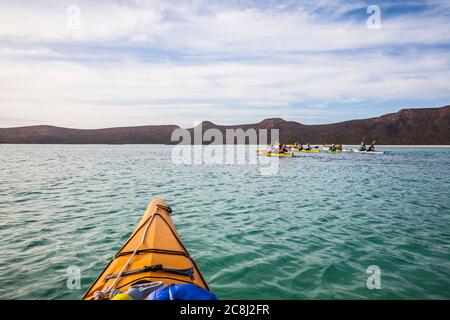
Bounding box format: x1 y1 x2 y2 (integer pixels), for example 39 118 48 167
0 47 61 58
1 0 450 53
1 51 449 127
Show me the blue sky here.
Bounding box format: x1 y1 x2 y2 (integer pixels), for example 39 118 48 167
0 0 449 128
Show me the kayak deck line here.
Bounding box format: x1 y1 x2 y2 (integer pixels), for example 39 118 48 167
82 198 210 300
105 264 195 281
116 248 190 258
114 211 187 258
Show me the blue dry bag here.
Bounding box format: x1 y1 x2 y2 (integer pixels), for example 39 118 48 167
146 284 218 300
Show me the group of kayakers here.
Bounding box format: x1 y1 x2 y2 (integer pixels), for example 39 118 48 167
325 140 377 152
267 142 315 154
264 140 378 154
293 142 313 151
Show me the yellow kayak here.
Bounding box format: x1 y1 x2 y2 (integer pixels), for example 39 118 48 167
256 150 294 157
292 149 320 153
82 199 210 300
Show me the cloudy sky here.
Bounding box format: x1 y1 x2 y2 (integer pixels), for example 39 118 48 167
1 0 449 128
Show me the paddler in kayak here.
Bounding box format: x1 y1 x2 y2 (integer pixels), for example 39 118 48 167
279 143 289 154
359 141 367 151
304 143 312 151
367 142 375 152
272 143 280 154
329 143 337 152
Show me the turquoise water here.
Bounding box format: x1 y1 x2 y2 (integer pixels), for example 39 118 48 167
0 145 449 300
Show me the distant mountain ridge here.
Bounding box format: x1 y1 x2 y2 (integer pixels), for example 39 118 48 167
1 105 449 144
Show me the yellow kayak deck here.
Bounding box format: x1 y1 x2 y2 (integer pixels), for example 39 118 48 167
256 150 294 157
82 199 209 300
292 149 320 153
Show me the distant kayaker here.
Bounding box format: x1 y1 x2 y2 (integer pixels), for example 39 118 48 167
360 141 367 151
367 143 375 152
273 143 279 153
329 144 336 151
305 143 312 151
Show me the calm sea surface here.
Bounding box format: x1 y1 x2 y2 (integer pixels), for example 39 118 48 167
0 145 449 299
